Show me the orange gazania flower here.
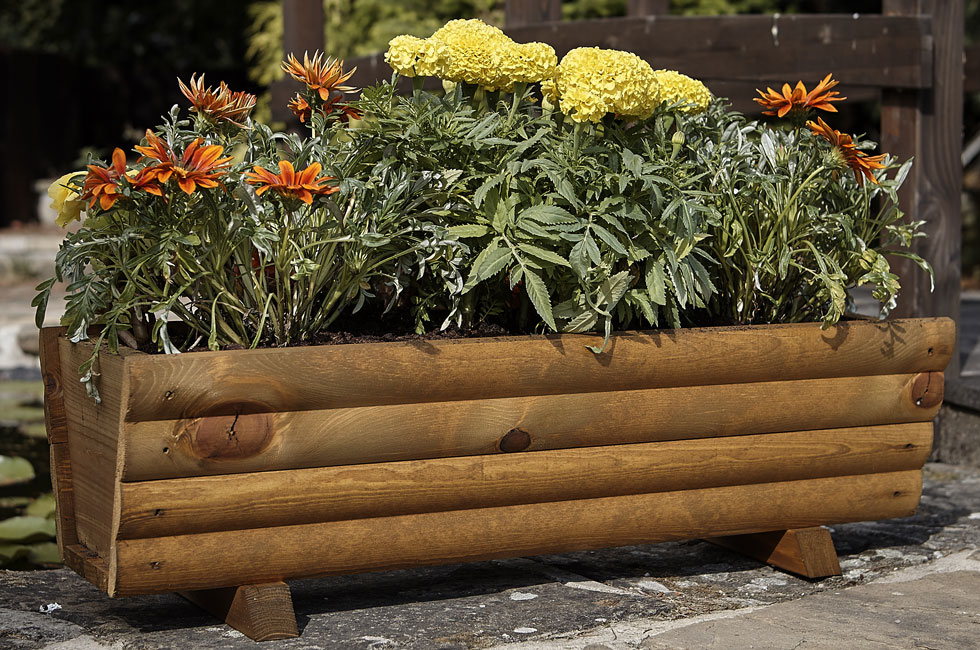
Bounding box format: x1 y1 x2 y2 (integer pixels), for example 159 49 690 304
281 51 356 102
807 117 887 186
127 167 164 197
178 74 256 127
135 131 232 194
80 148 127 210
245 160 337 204
754 73 845 118
287 94 313 122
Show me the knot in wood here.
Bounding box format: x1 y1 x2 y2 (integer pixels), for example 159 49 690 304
498 428 531 453
190 406 275 460
42 372 61 397
910 371 943 409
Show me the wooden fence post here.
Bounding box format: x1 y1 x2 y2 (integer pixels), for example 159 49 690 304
505 0 561 28
271 0 325 126
881 0 963 377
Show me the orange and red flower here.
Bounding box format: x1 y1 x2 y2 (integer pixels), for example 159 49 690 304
287 94 313 123
807 117 887 186
178 74 256 127
754 73 845 118
135 130 232 194
244 160 337 204
80 148 128 210
281 51 356 102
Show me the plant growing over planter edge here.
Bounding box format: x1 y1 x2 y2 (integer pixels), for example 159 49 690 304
35 18 930 397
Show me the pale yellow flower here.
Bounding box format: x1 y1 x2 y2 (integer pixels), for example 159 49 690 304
497 42 557 89
47 172 86 228
654 69 712 114
385 35 449 78
429 19 511 89
551 47 661 123
385 35 424 77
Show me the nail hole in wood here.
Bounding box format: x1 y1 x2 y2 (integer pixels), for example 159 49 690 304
162 447 170 454
904 443 915 449
498 428 531 453
154 509 164 517
893 491 902 497
150 561 162 570
164 390 176 400
927 347 934 355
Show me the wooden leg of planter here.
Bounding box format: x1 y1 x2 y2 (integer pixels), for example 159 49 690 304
180 581 298 641
705 527 842 579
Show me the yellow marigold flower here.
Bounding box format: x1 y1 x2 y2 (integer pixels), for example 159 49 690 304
48 172 86 227
552 47 661 123
414 39 449 77
384 35 448 78
654 70 712 114
429 18 511 89
385 35 424 77
498 42 557 89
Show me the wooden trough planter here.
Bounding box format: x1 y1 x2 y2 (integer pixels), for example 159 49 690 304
40 318 953 641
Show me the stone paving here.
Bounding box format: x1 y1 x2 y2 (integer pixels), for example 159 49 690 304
0 463 977 649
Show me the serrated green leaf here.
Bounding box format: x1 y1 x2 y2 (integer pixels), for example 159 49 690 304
474 173 504 208
645 260 667 306
523 269 556 330
448 224 490 238
591 224 628 256
519 204 577 224
563 309 598 333
517 243 570 267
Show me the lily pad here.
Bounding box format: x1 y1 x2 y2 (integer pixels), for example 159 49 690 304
27 541 61 565
0 516 56 543
0 543 31 564
24 493 56 519
0 542 61 567
0 455 35 486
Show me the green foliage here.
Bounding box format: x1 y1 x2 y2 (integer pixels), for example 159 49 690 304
37 18 929 397
690 104 928 326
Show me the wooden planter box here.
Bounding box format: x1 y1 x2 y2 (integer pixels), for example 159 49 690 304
40 318 953 640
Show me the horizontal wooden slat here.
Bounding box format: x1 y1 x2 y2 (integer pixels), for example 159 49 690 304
110 470 922 596
122 372 940 481
510 15 933 89
347 15 932 90
116 423 932 539
120 318 952 421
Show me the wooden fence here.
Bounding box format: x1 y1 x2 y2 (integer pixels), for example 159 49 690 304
297 0 966 374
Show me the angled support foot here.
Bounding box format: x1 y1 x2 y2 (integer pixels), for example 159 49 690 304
180 581 299 641
705 527 842 579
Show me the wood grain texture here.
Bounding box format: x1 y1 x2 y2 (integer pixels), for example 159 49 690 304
116 424 933 539
58 337 127 562
881 0 963 376
506 15 933 88
39 328 79 555
505 0 560 27
120 318 953 422
181 582 298 642
346 16 932 91
111 471 922 596
62 544 110 594
707 527 842 578
121 372 940 480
